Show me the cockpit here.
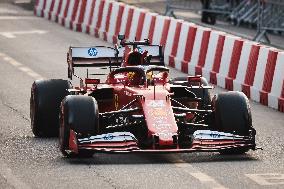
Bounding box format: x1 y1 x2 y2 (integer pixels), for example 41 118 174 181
107 66 169 87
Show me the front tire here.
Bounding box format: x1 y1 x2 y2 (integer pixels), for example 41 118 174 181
212 91 253 154
59 95 99 158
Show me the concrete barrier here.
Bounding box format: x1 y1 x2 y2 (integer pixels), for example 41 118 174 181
164 18 183 67
250 47 278 104
215 36 243 88
34 0 284 113
151 15 171 46
140 12 158 42
232 41 260 93
202 31 226 83
190 27 211 76
268 52 284 111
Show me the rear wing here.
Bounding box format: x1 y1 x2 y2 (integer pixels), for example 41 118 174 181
67 46 122 79
67 44 165 79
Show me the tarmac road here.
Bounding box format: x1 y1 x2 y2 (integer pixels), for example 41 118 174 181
0 3 283 189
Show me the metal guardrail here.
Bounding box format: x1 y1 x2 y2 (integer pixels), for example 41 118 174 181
229 0 259 26
253 0 284 43
165 0 237 24
165 0 284 43
165 0 236 16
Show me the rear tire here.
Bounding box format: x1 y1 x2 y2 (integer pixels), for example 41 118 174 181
30 79 71 137
212 91 253 155
59 95 99 158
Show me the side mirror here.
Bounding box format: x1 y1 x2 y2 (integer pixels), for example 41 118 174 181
118 34 125 41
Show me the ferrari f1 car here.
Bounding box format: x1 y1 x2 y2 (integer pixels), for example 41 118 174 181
30 35 257 157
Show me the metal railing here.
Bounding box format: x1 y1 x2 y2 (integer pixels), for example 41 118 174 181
164 0 284 43
165 0 236 18
253 0 284 43
229 0 259 26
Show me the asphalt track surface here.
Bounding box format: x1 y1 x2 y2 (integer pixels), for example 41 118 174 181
0 3 283 189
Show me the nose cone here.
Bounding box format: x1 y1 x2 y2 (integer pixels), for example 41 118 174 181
142 99 178 148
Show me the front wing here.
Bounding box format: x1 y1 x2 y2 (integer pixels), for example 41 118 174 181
67 130 257 154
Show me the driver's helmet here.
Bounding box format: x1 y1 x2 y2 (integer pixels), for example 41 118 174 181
124 48 149 66
127 51 142 66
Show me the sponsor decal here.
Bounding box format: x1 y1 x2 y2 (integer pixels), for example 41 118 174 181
137 47 143 54
210 133 221 139
148 108 167 117
125 90 132 96
88 47 98 57
114 94 119 110
103 134 114 140
152 123 172 131
147 100 165 108
158 132 173 140
115 116 129 125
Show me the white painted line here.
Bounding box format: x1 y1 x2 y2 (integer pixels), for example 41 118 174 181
174 159 228 189
0 8 18 14
0 30 48 39
19 66 33 72
14 0 31 3
0 158 31 189
174 159 196 169
245 173 284 186
26 71 43 79
0 32 15 38
190 172 228 189
3 56 23 67
191 172 217 182
0 52 45 80
0 16 38 20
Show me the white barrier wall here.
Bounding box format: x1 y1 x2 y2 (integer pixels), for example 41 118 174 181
34 0 284 113
176 23 197 73
188 27 211 76
202 31 226 82
268 52 284 110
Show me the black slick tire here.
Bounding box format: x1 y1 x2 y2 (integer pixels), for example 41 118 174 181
30 79 71 137
59 95 99 158
212 91 253 155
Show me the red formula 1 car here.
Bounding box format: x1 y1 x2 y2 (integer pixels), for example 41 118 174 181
30 36 257 157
